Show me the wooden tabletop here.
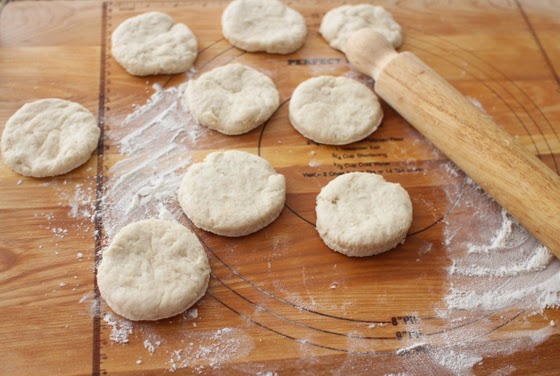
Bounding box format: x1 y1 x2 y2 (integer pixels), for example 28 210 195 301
1 1 560 375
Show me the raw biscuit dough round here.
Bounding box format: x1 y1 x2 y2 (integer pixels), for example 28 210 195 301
316 172 413 257
1 98 100 178
97 219 210 321
185 63 280 135
222 0 307 54
289 76 383 145
178 150 286 237
320 4 402 52
111 11 198 76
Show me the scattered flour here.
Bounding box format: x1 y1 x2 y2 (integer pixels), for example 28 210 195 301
78 292 92 304
183 307 199 320
103 312 133 344
430 348 483 375
467 96 484 112
68 183 96 221
144 337 162 354
488 365 516 376
167 327 254 372
419 161 560 374
157 202 178 222
102 83 204 239
308 159 321 167
395 342 426 355
442 164 560 313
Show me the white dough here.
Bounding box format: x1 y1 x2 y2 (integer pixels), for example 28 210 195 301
222 0 307 54
111 12 198 76
320 4 402 52
97 219 210 321
316 172 413 257
1 99 100 177
178 150 286 237
185 63 280 135
289 76 383 145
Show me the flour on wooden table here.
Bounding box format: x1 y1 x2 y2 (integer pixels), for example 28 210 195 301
429 348 483 375
103 312 133 344
418 161 560 375
143 337 162 354
166 327 254 372
102 83 204 240
442 164 559 312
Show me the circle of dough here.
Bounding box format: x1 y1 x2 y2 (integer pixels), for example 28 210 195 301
111 11 198 76
97 219 211 321
320 4 402 52
222 0 307 54
1 99 100 178
289 76 383 145
316 172 413 257
185 63 280 135
178 150 286 237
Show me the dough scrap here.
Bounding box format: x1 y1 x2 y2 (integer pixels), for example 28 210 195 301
320 4 402 52
289 76 383 145
316 172 413 257
222 0 307 54
112 11 197 76
185 63 280 135
97 219 210 321
178 150 286 237
1 98 100 177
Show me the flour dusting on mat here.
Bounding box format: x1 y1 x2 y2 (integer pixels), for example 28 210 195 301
443 166 560 313
167 327 254 372
103 312 133 344
144 337 162 354
417 162 560 374
102 83 204 239
430 348 483 375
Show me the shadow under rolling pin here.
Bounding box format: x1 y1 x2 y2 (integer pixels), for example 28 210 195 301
345 28 560 259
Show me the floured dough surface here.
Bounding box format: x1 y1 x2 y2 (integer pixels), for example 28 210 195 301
185 63 280 135
97 219 210 321
316 172 413 257
222 0 307 54
1 98 100 177
178 150 286 237
320 4 402 52
289 76 383 145
112 11 197 76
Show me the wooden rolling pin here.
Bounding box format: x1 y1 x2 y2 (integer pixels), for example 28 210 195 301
345 28 560 259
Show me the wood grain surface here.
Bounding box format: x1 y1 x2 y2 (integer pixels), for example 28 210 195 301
1 1 560 375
